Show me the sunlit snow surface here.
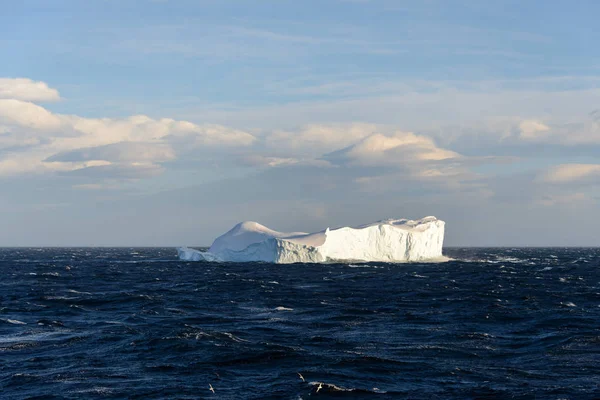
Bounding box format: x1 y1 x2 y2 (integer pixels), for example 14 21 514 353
1 247 600 399
178 216 445 263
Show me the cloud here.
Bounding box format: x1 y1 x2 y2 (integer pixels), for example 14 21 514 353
55 115 256 149
0 99 63 130
538 192 594 206
508 113 600 145
326 131 460 167
72 183 122 191
259 124 512 193
181 76 600 131
62 163 164 179
260 126 475 188
542 164 600 184
240 155 302 168
266 123 378 155
44 142 176 182
416 112 600 154
0 151 76 176
240 154 331 168
0 78 61 102
0 79 256 181
46 142 176 163
312 129 486 193
518 119 550 140
166 123 256 148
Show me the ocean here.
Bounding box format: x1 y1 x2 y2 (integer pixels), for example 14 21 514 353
0 247 599 399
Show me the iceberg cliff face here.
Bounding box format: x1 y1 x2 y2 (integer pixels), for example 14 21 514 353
177 216 445 264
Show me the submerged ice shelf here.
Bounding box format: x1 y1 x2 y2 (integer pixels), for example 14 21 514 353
177 216 445 264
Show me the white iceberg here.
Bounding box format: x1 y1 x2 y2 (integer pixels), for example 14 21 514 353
177 216 445 264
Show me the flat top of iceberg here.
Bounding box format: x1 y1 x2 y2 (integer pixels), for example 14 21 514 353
353 216 440 231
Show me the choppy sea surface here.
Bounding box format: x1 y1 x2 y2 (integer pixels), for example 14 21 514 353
0 248 599 399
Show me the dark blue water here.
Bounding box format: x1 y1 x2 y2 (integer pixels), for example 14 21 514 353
1 248 599 399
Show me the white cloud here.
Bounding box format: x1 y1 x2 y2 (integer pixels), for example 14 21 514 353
0 99 63 130
328 131 460 167
55 115 256 149
4 76 599 203
266 123 378 154
510 114 600 145
421 114 600 149
315 130 482 191
0 78 61 102
542 164 600 183
167 122 256 147
519 119 550 140
0 80 257 180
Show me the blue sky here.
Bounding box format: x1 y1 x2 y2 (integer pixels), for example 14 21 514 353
1 0 599 246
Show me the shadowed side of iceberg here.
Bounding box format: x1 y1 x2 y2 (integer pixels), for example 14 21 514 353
177 247 220 262
177 238 324 263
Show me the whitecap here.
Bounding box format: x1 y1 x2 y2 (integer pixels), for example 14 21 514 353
72 387 113 395
67 289 92 295
308 381 385 394
309 382 352 392
222 332 249 343
275 306 293 311
6 319 27 325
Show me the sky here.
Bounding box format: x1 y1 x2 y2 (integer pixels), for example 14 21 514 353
1 0 600 246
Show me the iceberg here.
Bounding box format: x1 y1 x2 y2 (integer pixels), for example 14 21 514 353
177 216 445 264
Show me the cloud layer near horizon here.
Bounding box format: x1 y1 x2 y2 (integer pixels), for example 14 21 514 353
1 78 599 190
